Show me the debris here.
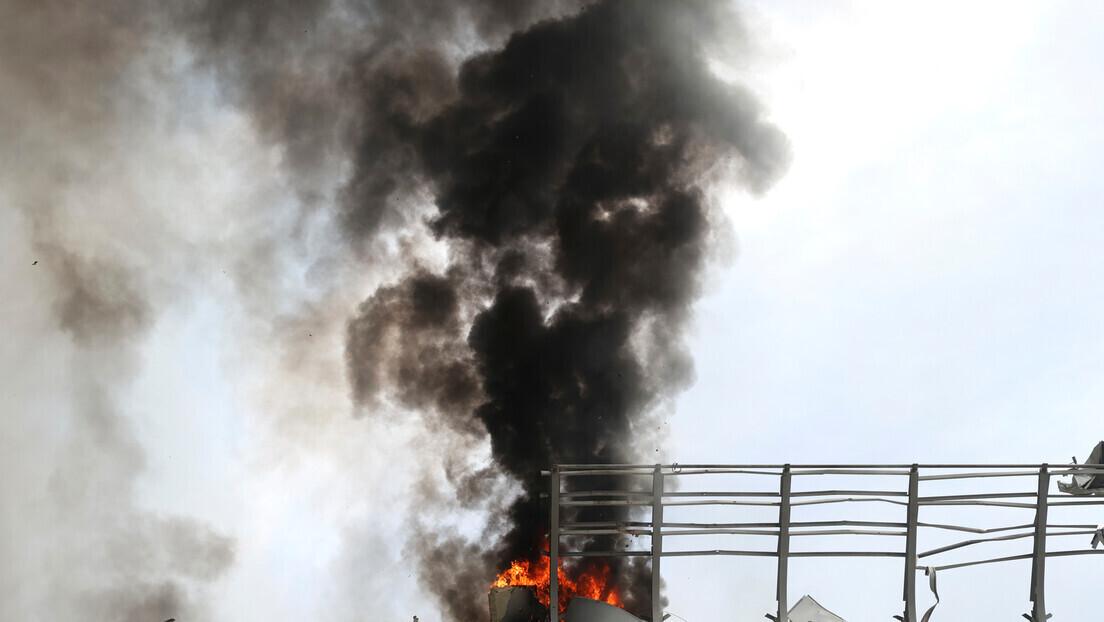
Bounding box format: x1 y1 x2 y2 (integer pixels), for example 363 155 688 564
1058 441 1104 495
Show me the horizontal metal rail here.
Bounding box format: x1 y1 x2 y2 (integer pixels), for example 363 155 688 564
919 499 1038 509
919 491 1038 502
660 550 908 558
567 528 910 538
663 491 778 498
546 463 1104 473
919 529 1098 558
555 491 655 498
929 549 1104 572
920 470 1043 481
787 468 912 476
918 521 1034 534
549 550 651 558
557 499 655 506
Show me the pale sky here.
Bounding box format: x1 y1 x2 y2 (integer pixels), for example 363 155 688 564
3 2 1103 621
669 2 1104 620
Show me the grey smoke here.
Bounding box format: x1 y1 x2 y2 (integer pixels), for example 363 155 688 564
2 1 787 621
1 1 235 620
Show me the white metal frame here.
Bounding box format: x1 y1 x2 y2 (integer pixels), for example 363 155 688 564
542 463 1104 622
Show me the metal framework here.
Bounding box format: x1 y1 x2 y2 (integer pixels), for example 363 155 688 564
541 463 1104 622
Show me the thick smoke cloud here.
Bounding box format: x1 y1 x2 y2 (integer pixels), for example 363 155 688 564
340 1 790 619
184 0 577 245
4 0 785 620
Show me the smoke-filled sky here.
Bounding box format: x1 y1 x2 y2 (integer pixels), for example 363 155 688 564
4 1 1104 621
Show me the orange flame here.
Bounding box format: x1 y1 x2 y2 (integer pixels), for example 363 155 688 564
491 548 624 613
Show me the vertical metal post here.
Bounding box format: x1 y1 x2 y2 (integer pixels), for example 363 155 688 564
776 465 792 622
550 468 560 622
651 465 664 622
1028 465 1049 621
902 464 919 622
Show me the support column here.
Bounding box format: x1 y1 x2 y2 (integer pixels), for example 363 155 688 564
902 464 919 622
652 465 664 622
550 469 560 622
775 465 792 622
1028 465 1050 622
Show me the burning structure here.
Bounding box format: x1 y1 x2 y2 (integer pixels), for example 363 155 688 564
491 546 623 612
489 586 545 622
490 586 641 622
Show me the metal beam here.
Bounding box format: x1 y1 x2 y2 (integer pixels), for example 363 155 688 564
776 465 791 622
652 465 664 622
1028 465 1050 621
903 464 919 622
550 469 560 622
549 463 1094 471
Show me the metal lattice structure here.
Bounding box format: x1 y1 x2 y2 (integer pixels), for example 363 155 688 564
542 463 1104 622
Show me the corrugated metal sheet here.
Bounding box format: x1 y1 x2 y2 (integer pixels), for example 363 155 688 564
563 597 644 622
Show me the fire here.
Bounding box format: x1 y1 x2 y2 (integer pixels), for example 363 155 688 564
491 549 624 613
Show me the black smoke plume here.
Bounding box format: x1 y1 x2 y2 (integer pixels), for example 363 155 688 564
5 0 785 619
339 1 790 619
